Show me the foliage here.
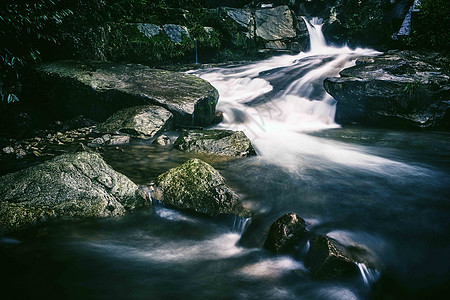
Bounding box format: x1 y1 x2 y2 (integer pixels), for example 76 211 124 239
0 0 72 103
406 0 450 52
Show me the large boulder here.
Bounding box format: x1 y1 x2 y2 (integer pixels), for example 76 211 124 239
324 50 450 129
97 105 173 139
26 61 219 127
222 7 255 39
154 158 249 217
263 213 308 254
173 129 256 157
0 151 149 235
255 5 297 41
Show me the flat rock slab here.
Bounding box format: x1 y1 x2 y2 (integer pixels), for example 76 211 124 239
97 105 173 139
28 61 219 127
324 50 450 129
154 158 249 218
173 129 256 157
0 151 148 235
255 5 296 41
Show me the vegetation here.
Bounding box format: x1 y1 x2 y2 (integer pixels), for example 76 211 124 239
406 0 450 52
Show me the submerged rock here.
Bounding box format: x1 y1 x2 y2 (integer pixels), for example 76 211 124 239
154 158 248 217
263 213 308 254
27 61 219 127
305 235 361 280
324 50 450 129
173 129 256 157
0 151 149 235
152 134 172 146
97 105 173 139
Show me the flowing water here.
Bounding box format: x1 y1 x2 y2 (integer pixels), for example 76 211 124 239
1 19 450 299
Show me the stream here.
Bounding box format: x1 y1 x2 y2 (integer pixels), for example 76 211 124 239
1 19 450 299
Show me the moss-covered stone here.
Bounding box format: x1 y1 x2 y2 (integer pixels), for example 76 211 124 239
0 151 149 235
27 60 219 127
155 158 249 217
173 129 256 157
97 105 173 139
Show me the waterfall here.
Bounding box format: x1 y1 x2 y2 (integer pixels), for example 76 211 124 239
231 216 251 234
302 17 327 53
356 263 381 287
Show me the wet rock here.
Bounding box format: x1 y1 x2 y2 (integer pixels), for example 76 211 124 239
153 134 171 146
263 213 308 254
88 134 112 147
0 151 149 235
222 7 255 38
212 111 224 125
324 50 450 129
305 235 360 280
173 129 256 157
154 158 248 217
27 61 219 127
97 105 173 139
255 5 296 41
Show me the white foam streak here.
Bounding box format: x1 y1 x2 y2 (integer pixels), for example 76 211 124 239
238 256 306 279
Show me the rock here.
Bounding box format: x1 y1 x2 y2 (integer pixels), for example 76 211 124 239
152 134 171 146
212 111 224 125
154 158 248 217
27 61 219 127
263 213 308 254
223 7 255 38
88 134 111 147
137 23 162 39
59 115 97 132
324 50 450 129
2 147 14 154
173 129 256 157
109 135 131 146
97 105 173 139
0 151 149 235
305 235 361 280
162 24 190 43
255 5 296 41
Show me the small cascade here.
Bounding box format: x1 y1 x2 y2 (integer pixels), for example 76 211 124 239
302 17 327 53
231 216 251 234
356 263 381 287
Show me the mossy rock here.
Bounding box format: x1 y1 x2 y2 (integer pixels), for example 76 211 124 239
173 129 256 157
97 105 173 139
0 151 149 235
155 158 249 217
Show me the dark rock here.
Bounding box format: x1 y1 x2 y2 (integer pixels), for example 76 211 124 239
173 129 256 157
263 213 308 254
154 158 249 217
0 151 149 235
26 61 219 127
59 115 97 132
324 50 450 129
305 235 360 280
212 111 224 125
97 105 173 139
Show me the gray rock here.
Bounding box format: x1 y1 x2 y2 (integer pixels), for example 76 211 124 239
109 135 131 145
88 134 111 147
97 105 173 139
223 8 255 38
0 151 149 235
137 23 162 39
324 50 450 129
2 147 14 154
255 5 296 41
173 129 256 157
154 158 249 217
28 61 219 127
162 24 190 43
263 213 308 254
152 134 172 146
